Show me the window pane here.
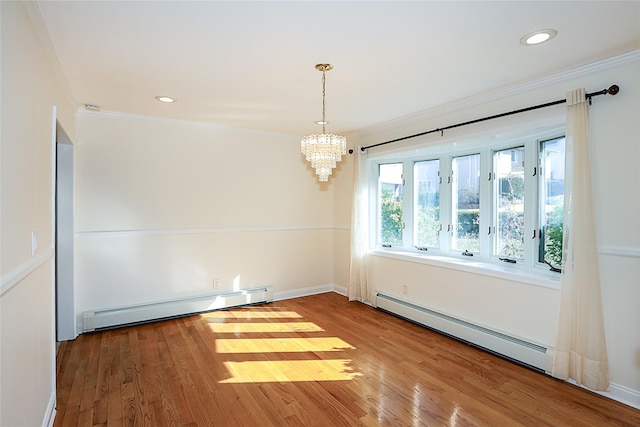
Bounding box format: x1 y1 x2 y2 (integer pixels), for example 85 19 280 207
539 137 565 268
414 160 440 247
379 163 403 245
452 154 480 252
495 147 525 258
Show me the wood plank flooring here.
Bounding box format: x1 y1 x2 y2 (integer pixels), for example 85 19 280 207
54 292 640 426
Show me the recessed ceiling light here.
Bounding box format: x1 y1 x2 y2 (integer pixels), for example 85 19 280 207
520 29 557 46
155 96 175 103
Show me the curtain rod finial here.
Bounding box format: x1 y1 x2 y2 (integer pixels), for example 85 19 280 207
607 85 619 96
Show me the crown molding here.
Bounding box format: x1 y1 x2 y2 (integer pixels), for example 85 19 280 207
76 108 301 138
357 50 640 140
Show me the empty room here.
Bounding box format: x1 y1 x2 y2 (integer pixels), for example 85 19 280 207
1 1 639 426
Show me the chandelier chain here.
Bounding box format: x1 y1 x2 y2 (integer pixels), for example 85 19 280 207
321 69 326 134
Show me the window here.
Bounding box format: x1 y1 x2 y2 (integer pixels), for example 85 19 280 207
371 124 564 275
539 137 565 269
494 146 525 259
378 163 404 245
414 160 440 248
452 154 481 253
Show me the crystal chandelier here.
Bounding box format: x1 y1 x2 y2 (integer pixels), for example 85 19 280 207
301 64 347 182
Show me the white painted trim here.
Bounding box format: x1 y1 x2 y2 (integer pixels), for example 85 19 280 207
357 50 639 139
273 284 335 301
0 248 54 296
608 382 640 410
598 245 640 259
76 108 299 138
332 284 347 296
49 107 59 425
41 392 56 427
568 379 640 410
75 224 337 238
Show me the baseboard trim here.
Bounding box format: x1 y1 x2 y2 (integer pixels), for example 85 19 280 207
273 284 335 301
42 392 56 427
332 284 347 296
568 379 640 410
272 284 348 301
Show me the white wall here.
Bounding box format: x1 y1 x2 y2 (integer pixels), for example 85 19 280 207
74 113 338 327
333 54 640 405
0 2 76 426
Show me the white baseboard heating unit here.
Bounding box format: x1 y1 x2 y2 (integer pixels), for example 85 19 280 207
376 292 551 373
83 286 274 333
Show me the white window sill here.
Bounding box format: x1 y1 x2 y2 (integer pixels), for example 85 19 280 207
369 249 561 290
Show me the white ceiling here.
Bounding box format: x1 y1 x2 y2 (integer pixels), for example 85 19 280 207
35 1 640 136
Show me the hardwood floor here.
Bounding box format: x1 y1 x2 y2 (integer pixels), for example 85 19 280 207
55 292 639 426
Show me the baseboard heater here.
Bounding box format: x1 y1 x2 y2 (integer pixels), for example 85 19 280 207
375 292 551 373
83 286 274 333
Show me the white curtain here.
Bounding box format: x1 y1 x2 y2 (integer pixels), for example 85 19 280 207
348 149 370 303
551 88 609 391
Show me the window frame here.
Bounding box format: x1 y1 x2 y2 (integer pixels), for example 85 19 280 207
368 122 565 279
537 136 567 270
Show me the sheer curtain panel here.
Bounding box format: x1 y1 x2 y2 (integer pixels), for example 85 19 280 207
348 149 370 303
552 88 609 391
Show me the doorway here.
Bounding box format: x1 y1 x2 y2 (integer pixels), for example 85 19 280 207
55 120 75 341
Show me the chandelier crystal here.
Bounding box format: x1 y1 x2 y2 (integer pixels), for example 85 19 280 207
301 64 347 182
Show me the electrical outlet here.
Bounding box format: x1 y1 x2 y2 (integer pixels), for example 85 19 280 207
402 284 408 295
213 278 219 289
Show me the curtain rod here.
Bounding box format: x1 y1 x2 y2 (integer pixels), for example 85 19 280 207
357 84 619 153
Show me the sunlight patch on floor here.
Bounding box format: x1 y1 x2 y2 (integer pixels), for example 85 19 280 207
202 310 303 319
215 337 355 353
219 359 361 383
207 322 324 333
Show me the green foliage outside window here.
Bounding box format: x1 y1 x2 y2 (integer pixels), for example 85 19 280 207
455 185 480 252
497 174 525 259
456 209 480 252
416 206 440 247
543 206 564 268
498 209 524 258
381 188 403 244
